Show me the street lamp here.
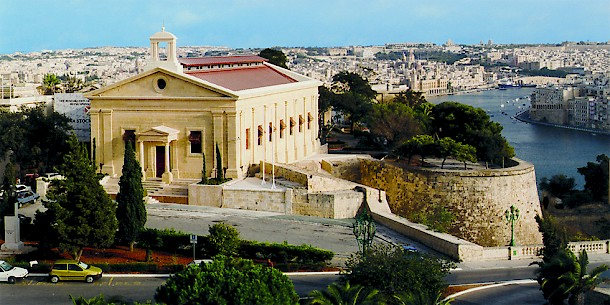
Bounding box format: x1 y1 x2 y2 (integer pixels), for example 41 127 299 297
505 205 520 246
353 209 376 253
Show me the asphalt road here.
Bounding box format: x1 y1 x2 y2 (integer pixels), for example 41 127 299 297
0 273 342 305
451 282 545 305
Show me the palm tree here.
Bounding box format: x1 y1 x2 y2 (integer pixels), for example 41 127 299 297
535 249 608 305
41 73 61 95
392 291 452 305
562 250 608 305
308 281 385 305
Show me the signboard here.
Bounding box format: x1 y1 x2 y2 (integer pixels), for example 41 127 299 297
190 234 197 244
54 93 90 142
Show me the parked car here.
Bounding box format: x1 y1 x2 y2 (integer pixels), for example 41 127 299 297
187 259 213 267
15 185 40 207
0 185 40 207
49 260 102 283
0 260 28 284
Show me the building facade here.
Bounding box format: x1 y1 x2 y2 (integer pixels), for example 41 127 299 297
86 29 321 183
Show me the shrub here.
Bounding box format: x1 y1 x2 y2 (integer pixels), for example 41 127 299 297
238 241 334 264
343 243 454 297
155 256 299 305
562 190 594 208
206 222 241 257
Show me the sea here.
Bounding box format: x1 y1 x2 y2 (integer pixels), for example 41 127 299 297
427 88 610 189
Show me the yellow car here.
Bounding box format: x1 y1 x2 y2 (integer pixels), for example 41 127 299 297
49 260 102 283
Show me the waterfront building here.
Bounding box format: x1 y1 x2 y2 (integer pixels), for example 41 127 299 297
86 28 321 183
530 87 577 124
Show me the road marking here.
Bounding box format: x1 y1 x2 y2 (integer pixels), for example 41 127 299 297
443 279 538 301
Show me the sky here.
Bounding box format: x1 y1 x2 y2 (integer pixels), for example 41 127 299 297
0 0 609 54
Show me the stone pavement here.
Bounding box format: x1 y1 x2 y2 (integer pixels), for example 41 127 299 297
12 200 610 270
144 202 430 267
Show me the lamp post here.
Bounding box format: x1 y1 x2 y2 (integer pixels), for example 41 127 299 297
505 205 520 246
353 209 376 254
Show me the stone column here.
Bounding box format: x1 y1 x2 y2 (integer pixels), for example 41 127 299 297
162 142 173 184
225 111 239 178
212 110 224 178
171 142 180 179
138 141 146 180
100 109 115 176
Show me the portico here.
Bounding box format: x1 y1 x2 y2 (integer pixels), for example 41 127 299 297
136 126 179 184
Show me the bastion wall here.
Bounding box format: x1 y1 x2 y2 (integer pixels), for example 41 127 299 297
326 158 543 247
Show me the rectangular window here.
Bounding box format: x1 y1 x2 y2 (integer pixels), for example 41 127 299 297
189 131 202 154
245 128 250 149
290 117 295 135
279 120 286 138
307 112 313 130
258 125 263 145
123 130 136 145
269 122 273 142
298 115 304 132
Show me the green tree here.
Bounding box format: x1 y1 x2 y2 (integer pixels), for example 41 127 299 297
0 107 72 177
116 141 146 251
259 48 289 69
395 135 435 165
63 75 84 93
155 256 299 305
41 73 61 95
330 72 376 131
40 134 117 260
1 162 17 238
343 243 454 299
215 143 223 181
532 215 571 305
393 89 427 109
562 250 609 305
366 101 422 149
138 228 162 262
308 281 385 305
206 222 241 257
392 291 452 305
539 175 576 198
431 102 514 166
200 151 208 184
577 154 609 201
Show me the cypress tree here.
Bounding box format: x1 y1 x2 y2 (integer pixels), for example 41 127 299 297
116 141 147 251
215 143 223 181
44 134 117 260
200 152 208 184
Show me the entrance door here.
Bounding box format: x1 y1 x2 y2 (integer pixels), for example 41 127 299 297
156 146 165 178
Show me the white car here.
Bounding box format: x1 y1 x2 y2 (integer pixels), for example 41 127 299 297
0 260 28 284
0 185 40 207
187 259 213 267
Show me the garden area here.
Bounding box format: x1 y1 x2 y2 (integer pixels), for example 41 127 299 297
4 224 336 274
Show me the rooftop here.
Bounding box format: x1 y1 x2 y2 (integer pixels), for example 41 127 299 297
185 65 297 91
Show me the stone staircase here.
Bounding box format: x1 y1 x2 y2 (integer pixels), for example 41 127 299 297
102 177 197 204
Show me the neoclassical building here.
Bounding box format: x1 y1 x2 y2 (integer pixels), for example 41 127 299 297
86 29 321 183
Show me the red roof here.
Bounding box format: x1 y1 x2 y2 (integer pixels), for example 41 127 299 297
186 66 296 91
179 55 267 67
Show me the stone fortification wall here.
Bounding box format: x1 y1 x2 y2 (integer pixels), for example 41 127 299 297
357 158 543 247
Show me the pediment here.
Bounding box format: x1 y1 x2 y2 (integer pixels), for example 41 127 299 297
136 125 179 142
86 68 237 99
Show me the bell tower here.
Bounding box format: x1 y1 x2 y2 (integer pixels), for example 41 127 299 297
144 26 181 73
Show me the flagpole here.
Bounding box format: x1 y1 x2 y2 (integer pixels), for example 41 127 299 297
272 104 277 189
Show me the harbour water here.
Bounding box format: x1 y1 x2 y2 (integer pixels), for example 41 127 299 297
427 88 610 188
